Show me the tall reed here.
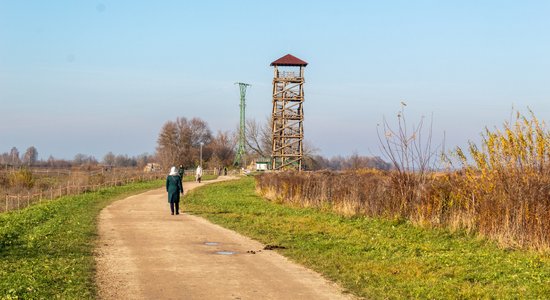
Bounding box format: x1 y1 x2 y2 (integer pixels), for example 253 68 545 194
256 111 550 251
452 110 550 250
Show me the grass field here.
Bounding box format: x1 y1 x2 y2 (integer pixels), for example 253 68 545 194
184 177 550 299
0 179 163 299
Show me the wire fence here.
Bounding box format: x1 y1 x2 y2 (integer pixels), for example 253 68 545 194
1 171 164 213
0 166 233 213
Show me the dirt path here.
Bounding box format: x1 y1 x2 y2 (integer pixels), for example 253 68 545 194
95 176 355 299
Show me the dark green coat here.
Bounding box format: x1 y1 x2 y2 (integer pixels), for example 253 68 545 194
166 175 183 203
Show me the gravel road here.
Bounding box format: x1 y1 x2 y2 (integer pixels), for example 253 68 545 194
95 177 355 299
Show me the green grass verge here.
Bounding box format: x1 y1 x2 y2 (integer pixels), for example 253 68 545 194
184 177 550 299
0 179 163 299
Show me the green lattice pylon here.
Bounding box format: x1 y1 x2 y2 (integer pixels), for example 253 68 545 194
234 82 251 167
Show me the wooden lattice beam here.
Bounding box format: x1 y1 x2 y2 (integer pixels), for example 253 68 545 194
270 57 306 171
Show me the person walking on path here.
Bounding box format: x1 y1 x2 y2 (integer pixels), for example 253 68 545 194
178 164 185 184
195 165 203 183
96 175 354 300
166 166 183 215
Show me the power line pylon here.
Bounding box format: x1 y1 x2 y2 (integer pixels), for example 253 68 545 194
234 82 251 167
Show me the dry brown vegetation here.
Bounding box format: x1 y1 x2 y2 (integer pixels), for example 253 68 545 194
0 167 163 212
256 111 550 252
256 169 550 251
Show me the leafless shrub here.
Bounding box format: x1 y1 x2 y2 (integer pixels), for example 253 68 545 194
377 103 443 219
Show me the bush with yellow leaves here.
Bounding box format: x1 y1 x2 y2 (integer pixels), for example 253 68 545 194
453 110 550 250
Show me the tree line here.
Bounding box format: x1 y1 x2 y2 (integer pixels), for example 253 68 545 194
0 147 38 166
0 146 155 169
156 116 390 171
2 116 390 172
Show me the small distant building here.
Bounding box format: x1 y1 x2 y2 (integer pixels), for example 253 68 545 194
255 158 271 171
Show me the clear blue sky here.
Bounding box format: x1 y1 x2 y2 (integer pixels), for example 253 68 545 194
1 1 549 160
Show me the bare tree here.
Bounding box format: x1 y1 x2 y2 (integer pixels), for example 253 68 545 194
157 121 180 168
47 155 55 168
136 153 154 168
22 146 38 166
209 130 236 168
303 153 391 171
9 147 20 166
103 152 116 166
156 117 212 169
245 118 271 158
301 140 320 170
46 156 71 168
73 153 97 166
189 118 212 147
0 152 10 165
114 154 137 167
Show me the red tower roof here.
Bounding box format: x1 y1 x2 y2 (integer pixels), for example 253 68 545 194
270 54 308 67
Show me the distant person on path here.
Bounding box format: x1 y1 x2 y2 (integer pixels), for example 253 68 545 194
224 167 227 176
195 165 202 183
178 164 185 184
166 166 183 215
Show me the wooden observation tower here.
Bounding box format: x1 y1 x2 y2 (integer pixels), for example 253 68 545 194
270 54 308 171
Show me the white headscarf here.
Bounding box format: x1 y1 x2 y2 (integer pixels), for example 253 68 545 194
169 166 178 176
